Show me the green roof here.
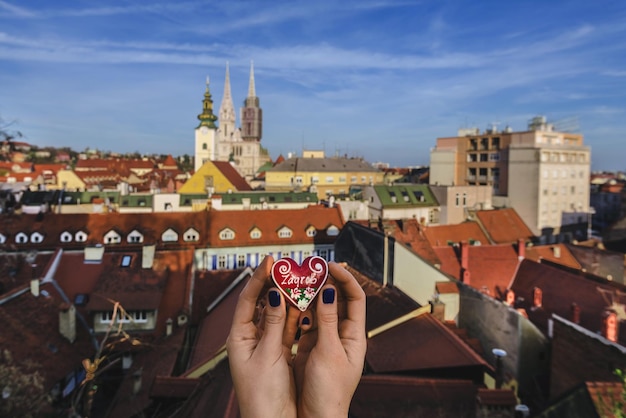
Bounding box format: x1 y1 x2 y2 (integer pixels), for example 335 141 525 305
179 191 318 206
374 184 438 207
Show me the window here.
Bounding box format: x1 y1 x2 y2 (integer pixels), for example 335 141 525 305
413 191 424 202
401 191 410 202
306 227 317 237
237 254 246 268
480 153 488 162
31 232 44 243
101 310 148 324
121 255 132 267
339 176 346 183
184 228 199 242
250 229 262 239
162 228 179 242
278 227 293 238
326 225 340 236
127 231 143 243
60 232 73 243
318 249 328 260
326 176 334 183
202 143 208 150
218 255 227 269
294 176 303 185
361 176 366 183
75 231 88 242
219 228 235 240
15 232 28 244
311 176 319 184
455 193 460 207
389 191 397 203
463 193 467 206
351 176 357 183
570 186 576 195
489 153 500 161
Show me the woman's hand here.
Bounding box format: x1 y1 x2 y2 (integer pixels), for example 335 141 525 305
226 256 300 418
294 262 367 417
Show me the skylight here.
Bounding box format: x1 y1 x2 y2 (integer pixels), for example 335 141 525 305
121 255 132 267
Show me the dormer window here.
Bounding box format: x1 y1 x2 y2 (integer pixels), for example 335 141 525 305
75 231 88 242
60 231 73 243
277 226 292 239
162 228 178 242
104 230 122 244
306 226 317 237
127 230 144 244
183 228 199 242
326 225 339 236
30 232 44 243
15 232 28 244
219 228 236 240
250 228 262 239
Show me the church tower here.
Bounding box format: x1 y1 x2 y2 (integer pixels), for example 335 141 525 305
241 61 263 142
217 62 236 140
194 77 218 172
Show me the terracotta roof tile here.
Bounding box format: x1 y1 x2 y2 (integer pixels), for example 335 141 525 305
526 244 581 269
475 208 534 243
423 222 490 247
0 283 95 391
476 388 518 406
511 259 626 345
212 161 252 191
379 219 441 266
434 244 520 298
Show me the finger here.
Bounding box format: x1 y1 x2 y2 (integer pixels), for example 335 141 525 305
231 255 274 328
298 311 314 333
282 305 300 348
329 262 366 331
315 284 341 347
257 288 287 351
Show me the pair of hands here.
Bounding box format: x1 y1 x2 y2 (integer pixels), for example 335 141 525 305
226 256 367 418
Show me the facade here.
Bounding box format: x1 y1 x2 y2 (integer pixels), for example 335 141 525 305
362 184 440 225
178 160 252 196
265 152 385 200
430 117 591 240
194 63 270 178
429 185 493 225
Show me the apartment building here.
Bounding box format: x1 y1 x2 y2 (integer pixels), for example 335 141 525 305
430 117 591 241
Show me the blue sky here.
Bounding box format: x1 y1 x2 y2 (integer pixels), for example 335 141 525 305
1 0 625 170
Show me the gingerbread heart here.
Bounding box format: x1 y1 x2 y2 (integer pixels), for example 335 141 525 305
271 256 329 311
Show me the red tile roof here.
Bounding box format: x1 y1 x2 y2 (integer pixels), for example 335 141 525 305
525 244 581 269
352 375 477 417
475 208 534 243
0 252 54 296
434 244 520 298
366 312 490 373
212 160 252 191
476 388 518 406
0 283 95 391
423 222 490 247
511 259 626 345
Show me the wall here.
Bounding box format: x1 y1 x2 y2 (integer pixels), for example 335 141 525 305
457 284 549 405
392 241 452 306
429 149 457 186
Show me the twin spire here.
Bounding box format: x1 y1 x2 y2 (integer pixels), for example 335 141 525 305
199 61 257 129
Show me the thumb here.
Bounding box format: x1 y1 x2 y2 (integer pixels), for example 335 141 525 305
315 285 340 347
258 288 287 350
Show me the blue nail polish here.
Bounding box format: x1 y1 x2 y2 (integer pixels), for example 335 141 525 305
322 288 335 304
269 290 281 307
302 317 310 325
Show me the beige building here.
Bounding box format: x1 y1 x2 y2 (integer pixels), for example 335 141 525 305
430 117 591 241
265 152 384 200
194 63 270 178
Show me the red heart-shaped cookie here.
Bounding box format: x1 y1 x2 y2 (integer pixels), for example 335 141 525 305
271 256 329 311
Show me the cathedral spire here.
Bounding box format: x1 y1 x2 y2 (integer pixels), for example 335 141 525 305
197 76 218 129
248 60 256 98
219 62 236 136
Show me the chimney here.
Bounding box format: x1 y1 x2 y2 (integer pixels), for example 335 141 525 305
505 289 515 306
552 246 561 258
602 310 619 343
532 287 542 308
460 241 470 285
166 318 173 337
59 304 76 343
571 303 581 324
517 239 525 259
492 348 507 389
30 279 40 297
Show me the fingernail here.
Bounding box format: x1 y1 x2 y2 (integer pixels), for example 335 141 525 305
322 288 335 304
269 290 281 307
301 317 310 325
